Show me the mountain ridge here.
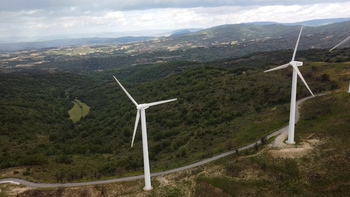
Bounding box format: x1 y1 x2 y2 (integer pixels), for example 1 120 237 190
1 17 349 52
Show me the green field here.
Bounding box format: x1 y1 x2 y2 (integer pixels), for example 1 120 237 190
68 99 90 123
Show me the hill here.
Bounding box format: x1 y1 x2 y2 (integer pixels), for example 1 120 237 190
0 48 349 186
2 76 350 196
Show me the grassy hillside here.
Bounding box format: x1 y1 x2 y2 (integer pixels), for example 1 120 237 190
0 49 349 184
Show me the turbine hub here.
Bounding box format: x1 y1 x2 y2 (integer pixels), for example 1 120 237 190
137 104 149 110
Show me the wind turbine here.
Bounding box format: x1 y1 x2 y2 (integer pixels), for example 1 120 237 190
329 35 350 93
264 26 314 144
113 76 176 190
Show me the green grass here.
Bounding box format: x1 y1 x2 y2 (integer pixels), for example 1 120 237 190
68 99 90 123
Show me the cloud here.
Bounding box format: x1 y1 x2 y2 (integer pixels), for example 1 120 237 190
2 0 350 12
0 1 350 41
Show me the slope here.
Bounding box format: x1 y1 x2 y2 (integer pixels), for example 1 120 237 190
3 91 350 197
0 49 349 184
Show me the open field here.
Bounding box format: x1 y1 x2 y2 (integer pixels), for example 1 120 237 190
68 99 90 123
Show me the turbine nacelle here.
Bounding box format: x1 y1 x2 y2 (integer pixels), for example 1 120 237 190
290 60 303 67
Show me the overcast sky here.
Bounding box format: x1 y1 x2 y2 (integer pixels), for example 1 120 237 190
1 0 350 41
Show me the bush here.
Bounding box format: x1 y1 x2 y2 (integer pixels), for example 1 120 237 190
55 154 73 164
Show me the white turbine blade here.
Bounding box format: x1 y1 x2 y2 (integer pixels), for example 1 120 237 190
292 66 314 96
131 109 140 147
264 63 290 73
144 98 177 107
329 35 350 51
113 76 138 106
291 26 303 62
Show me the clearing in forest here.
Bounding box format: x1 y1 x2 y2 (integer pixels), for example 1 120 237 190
68 99 90 123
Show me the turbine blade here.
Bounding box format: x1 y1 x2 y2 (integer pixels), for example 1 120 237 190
291 26 303 62
144 98 177 107
329 35 350 51
292 66 314 96
131 110 140 147
264 63 290 73
113 76 138 106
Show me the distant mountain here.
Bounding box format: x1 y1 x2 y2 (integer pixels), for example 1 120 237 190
243 18 350 27
160 20 350 51
1 18 350 53
171 30 193 36
0 36 154 52
170 28 202 36
242 21 278 26
284 17 350 27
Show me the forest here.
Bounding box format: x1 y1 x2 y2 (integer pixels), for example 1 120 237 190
0 47 350 183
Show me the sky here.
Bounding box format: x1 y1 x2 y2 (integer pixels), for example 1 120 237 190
1 0 350 42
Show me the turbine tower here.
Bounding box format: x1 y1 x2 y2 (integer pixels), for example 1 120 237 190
329 35 350 93
113 76 176 190
264 26 314 144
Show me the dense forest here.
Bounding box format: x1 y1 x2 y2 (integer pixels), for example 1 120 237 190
0 48 349 183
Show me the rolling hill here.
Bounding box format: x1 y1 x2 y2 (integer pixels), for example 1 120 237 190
0 48 349 185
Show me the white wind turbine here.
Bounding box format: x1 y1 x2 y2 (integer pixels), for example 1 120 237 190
113 76 176 190
329 35 350 93
264 26 314 144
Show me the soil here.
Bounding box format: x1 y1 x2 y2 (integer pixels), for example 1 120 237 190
267 131 321 159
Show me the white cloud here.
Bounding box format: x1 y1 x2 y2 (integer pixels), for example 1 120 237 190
1 1 350 41
1 0 350 12
141 13 154 22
